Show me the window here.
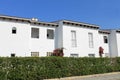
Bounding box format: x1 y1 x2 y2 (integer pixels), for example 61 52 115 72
31 52 39 57
31 28 39 38
103 36 108 43
47 52 53 56
11 53 15 57
88 54 95 57
88 33 94 48
12 27 17 34
71 31 77 47
47 29 54 39
70 54 79 57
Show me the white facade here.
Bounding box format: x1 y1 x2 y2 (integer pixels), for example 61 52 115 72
55 20 110 57
30 24 55 57
0 15 57 57
0 20 30 57
116 31 120 56
0 15 119 57
108 30 120 57
98 31 109 57
56 21 99 57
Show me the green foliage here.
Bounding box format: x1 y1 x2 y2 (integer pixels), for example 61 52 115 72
0 57 120 80
52 48 64 57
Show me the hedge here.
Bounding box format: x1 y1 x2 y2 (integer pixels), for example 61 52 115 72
0 57 120 80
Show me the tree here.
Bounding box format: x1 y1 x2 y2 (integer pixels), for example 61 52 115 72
52 48 64 57
99 46 104 57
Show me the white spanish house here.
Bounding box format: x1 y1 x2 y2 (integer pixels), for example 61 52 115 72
0 15 119 57
55 20 109 57
0 15 57 57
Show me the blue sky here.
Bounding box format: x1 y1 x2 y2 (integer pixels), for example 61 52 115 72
0 0 120 29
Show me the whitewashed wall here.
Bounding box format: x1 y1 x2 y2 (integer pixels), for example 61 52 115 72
116 32 120 56
108 30 118 57
0 20 55 57
0 20 30 57
30 25 55 57
61 24 100 57
0 17 119 57
98 33 109 57
55 21 63 49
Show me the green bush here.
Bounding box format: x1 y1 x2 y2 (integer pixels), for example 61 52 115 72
0 57 120 80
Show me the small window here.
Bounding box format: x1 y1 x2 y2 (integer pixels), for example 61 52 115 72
88 54 95 57
31 28 39 38
11 53 15 57
12 27 17 34
47 29 54 39
31 52 39 57
47 52 53 56
103 36 108 43
70 54 79 57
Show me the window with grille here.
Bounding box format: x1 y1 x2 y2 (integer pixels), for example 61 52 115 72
31 52 39 57
71 30 77 47
47 29 54 39
46 52 53 56
31 28 39 38
70 54 79 57
88 33 94 48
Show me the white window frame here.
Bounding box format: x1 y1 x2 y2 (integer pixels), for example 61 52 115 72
88 33 94 48
71 30 77 47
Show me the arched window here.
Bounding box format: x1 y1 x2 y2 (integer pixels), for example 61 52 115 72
12 27 17 34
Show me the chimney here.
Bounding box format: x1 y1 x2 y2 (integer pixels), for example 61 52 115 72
31 18 38 22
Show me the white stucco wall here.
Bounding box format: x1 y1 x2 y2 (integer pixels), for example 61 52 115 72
62 24 100 57
55 21 63 49
0 20 56 57
108 30 118 57
116 32 120 56
30 25 55 57
0 17 119 58
0 20 30 57
98 33 109 57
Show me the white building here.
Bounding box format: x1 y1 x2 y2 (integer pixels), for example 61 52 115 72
55 20 109 57
108 30 120 57
0 15 57 57
0 15 119 57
